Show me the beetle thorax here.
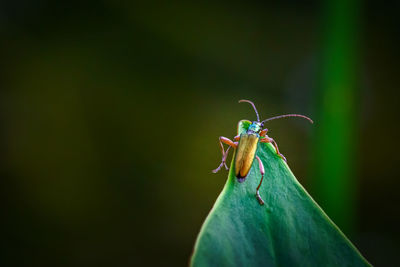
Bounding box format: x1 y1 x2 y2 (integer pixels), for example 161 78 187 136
247 121 262 134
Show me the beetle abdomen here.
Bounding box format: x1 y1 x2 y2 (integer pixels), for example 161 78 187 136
234 133 259 181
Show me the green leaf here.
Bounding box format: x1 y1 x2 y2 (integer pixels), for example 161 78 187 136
190 120 371 267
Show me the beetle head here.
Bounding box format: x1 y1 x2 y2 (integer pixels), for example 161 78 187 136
248 121 262 133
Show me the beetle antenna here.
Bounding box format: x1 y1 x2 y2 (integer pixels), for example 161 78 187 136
239 99 260 122
261 114 314 124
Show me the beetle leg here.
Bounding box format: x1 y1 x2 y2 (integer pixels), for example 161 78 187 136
259 128 269 137
212 137 238 173
260 136 287 162
234 135 240 141
255 155 265 205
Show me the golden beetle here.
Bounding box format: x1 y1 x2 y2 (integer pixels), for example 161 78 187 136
212 100 313 205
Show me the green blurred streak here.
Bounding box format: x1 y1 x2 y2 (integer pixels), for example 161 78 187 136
314 0 360 234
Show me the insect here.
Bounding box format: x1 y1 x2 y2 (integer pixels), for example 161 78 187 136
212 99 313 205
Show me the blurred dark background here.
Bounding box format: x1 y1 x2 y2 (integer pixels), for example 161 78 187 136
1 0 399 266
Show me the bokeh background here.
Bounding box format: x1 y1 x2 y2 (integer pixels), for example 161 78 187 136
1 0 399 266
